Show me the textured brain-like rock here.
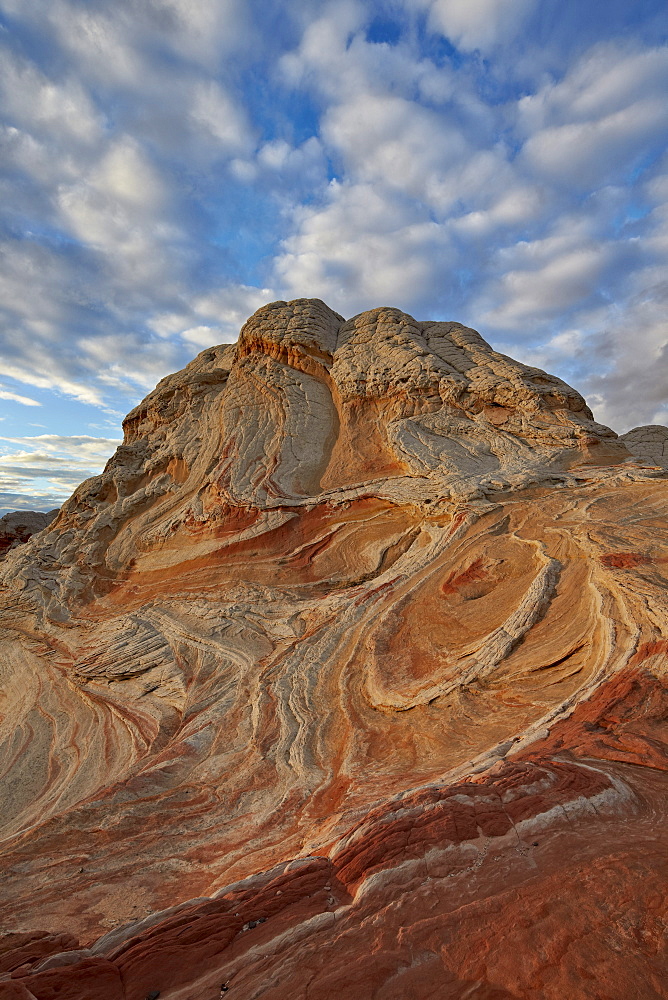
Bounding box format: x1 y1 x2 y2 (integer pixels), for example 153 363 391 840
621 423 668 468
0 301 666 1000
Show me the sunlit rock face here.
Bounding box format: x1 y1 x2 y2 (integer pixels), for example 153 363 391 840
1 300 667 1000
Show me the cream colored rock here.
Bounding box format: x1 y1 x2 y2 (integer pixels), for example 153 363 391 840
620 423 668 468
0 300 666 1000
0 300 629 613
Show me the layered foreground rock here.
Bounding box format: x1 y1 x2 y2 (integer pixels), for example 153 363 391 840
0 300 666 999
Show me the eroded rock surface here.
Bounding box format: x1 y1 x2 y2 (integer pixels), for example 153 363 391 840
0 300 666 1000
621 423 668 468
0 510 58 560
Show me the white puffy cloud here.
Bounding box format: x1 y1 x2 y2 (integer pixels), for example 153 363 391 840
518 45 668 129
254 136 326 192
149 0 249 67
44 2 144 87
74 331 184 394
479 157 668 432
0 50 103 145
480 234 617 329
190 285 276 338
523 272 668 435
180 325 221 347
149 284 276 346
55 136 181 294
419 0 536 53
57 135 167 230
321 92 469 205
0 236 110 406
94 139 167 209
0 10 258 416
190 81 256 155
276 180 453 313
279 1 369 94
5 0 249 88
523 99 668 189
451 186 547 236
519 44 668 188
274 6 509 310
272 3 668 440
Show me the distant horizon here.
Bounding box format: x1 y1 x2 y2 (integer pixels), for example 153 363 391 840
1 0 667 510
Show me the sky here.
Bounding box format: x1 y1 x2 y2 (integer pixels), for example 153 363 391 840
1 0 667 513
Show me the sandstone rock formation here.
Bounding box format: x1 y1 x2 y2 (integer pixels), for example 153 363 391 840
0 509 58 560
621 423 668 469
0 300 666 1000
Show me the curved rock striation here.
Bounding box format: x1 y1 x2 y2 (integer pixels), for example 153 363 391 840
0 300 666 999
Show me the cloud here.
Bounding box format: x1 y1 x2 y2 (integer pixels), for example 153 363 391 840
271 3 668 441
190 284 275 335
54 136 183 298
57 136 171 245
0 48 103 145
150 0 250 68
278 1 369 94
190 80 256 155
276 180 454 314
418 0 536 53
578 253 668 433
451 186 547 237
179 325 221 347
529 274 668 435
519 44 668 188
0 434 121 512
74 332 185 393
522 99 668 189
321 92 470 205
480 236 618 329
0 492 63 515
278 228 441 314
7 0 247 88
0 0 264 426
274 8 509 311
149 284 275 347
0 390 41 407
251 137 327 197
0 434 122 462
518 44 668 128
483 152 668 432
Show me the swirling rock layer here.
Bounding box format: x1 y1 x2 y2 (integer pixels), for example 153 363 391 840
0 300 666 999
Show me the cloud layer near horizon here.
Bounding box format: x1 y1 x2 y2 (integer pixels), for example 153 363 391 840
0 0 667 509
